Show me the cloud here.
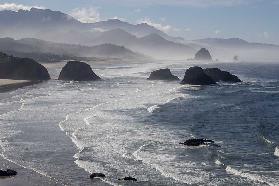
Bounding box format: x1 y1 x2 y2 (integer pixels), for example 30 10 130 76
70 7 101 23
111 16 127 21
0 3 44 11
138 18 178 33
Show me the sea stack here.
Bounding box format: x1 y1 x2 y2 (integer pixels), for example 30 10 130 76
195 48 212 61
0 52 50 80
204 68 241 83
181 66 216 85
147 68 179 81
58 61 101 81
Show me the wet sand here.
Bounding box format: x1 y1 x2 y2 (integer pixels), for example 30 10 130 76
0 156 60 186
0 79 41 93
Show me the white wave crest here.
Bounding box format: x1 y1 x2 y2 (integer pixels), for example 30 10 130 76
226 166 275 186
274 146 279 158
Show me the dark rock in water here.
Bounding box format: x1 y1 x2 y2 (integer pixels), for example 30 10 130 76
90 173 106 179
179 139 215 146
0 52 50 80
0 169 17 177
58 61 101 81
204 68 241 83
195 48 212 61
118 177 137 181
147 68 179 81
181 66 216 85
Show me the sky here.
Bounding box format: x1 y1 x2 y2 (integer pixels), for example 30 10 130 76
0 0 279 44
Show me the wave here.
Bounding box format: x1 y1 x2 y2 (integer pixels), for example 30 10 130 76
261 136 274 145
147 105 160 113
214 159 224 166
274 146 279 158
226 166 275 186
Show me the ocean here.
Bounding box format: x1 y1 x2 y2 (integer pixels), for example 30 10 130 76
0 60 279 185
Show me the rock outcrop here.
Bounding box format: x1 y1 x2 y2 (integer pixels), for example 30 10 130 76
194 48 212 61
147 68 179 81
181 66 216 85
179 139 215 146
0 169 17 177
0 52 50 80
58 61 101 81
118 177 137 181
204 68 241 83
90 173 106 179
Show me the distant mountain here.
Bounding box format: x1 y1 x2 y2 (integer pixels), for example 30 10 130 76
0 8 193 59
194 38 279 48
195 38 249 47
0 8 79 26
89 19 183 42
92 29 194 59
0 38 144 62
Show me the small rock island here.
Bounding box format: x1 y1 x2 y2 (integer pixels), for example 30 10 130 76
58 61 101 81
181 66 241 85
194 48 212 61
147 68 179 81
0 52 50 80
204 68 241 83
181 66 216 85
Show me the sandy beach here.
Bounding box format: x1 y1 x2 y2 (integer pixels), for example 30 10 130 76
0 79 41 93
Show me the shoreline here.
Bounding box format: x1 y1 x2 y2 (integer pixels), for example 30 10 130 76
0 80 42 93
0 79 59 185
0 155 60 186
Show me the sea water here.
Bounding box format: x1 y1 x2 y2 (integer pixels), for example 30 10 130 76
0 60 279 185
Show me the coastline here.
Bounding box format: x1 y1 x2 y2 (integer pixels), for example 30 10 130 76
0 79 41 93
0 155 60 186
0 79 60 185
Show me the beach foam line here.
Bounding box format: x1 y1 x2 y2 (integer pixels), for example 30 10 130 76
132 143 151 161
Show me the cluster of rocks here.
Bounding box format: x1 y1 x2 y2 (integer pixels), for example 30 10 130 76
180 66 216 85
90 173 137 182
0 51 241 86
181 66 241 85
148 66 241 85
0 52 101 82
